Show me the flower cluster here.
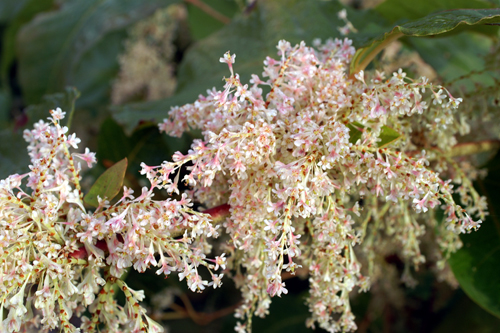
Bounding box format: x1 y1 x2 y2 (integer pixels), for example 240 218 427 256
155 38 486 332
0 109 224 332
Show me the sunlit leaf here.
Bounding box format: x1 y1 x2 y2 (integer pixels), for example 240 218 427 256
84 157 128 207
375 0 493 24
350 9 500 75
378 125 401 148
407 32 494 88
347 123 363 145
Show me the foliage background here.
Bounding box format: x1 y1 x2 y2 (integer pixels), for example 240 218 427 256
1 0 500 332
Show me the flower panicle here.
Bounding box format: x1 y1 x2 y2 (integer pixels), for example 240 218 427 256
156 38 484 332
0 109 225 333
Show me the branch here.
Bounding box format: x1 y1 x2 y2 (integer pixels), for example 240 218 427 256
447 139 500 158
151 293 241 325
406 139 500 159
184 0 231 24
69 204 231 259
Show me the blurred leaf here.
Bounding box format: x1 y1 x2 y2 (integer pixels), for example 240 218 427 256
24 86 80 128
0 0 31 24
378 125 401 148
221 291 313 333
112 0 388 134
98 117 131 165
186 0 239 41
351 9 500 75
348 123 363 145
70 30 126 109
449 151 500 319
0 87 79 179
408 32 494 88
375 0 493 24
0 0 53 86
0 88 11 127
0 130 29 179
16 0 179 108
432 291 500 333
84 157 128 207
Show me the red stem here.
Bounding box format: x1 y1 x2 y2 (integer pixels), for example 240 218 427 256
69 204 231 260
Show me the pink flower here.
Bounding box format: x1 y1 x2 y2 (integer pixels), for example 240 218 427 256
73 148 96 168
413 192 429 213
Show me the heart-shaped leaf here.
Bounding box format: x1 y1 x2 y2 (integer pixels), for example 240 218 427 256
84 157 128 207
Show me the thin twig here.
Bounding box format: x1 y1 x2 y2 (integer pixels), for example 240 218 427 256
153 293 242 325
184 0 231 24
406 139 500 159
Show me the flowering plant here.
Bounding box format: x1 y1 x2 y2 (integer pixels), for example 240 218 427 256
1 1 500 333
152 38 486 332
0 35 490 331
0 107 229 332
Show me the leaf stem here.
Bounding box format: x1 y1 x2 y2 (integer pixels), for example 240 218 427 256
184 0 231 24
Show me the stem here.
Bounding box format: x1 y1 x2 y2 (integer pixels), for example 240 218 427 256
184 0 231 24
350 31 404 76
152 295 241 325
69 204 232 259
64 88 80 132
406 139 500 159
447 139 500 158
203 203 231 223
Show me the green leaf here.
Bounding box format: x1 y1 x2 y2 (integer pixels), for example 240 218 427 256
220 292 313 333
24 86 80 129
0 87 80 179
347 123 401 147
0 0 31 24
0 0 53 87
449 151 500 319
378 125 401 148
350 9 500 75
98 118 132 165
84 157 128 207
0 129 30 179
432 292 500 333
186 0 239 41
375 0 493 24
0 88 11 127
407 32 494 88
347 123 363 145
16 0 178 108
112 0 360 134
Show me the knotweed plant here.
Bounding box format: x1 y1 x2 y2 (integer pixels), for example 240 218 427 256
0 109 224 332
0 38 486 333
155 38 486 332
